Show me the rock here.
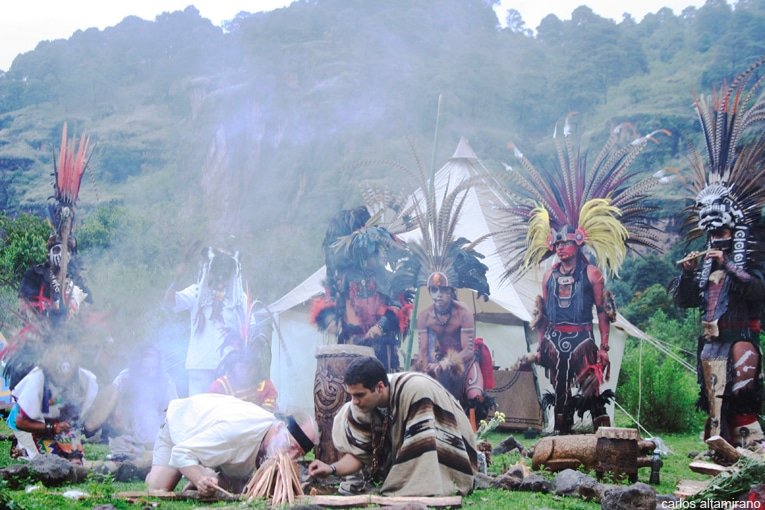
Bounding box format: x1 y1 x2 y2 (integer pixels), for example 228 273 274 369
553 469 598 496
28 454 78 486
576 478 607 502
0 464 31 489
473 472 496 490
72 465 89 483
492 463 528 490
493 471 522 490
91 505 117 510
518 473 552 493
114 462 150 482
601 482 656 510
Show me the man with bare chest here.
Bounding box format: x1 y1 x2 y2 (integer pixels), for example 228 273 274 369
415 272 490 420
534 237 612 434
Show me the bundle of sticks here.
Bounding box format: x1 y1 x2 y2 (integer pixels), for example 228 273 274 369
243 452 304 505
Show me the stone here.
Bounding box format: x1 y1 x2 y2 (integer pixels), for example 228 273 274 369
473 472 496 490
114 462 150 482
576 478 607 502
492 463 528 490
553 469 598 496
518 473 552 493
0 464 31 489
492 472 522 490
600 482 656 510
28 454 78 485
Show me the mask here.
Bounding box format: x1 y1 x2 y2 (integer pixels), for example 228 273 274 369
696 184 735 233
48 243 63 268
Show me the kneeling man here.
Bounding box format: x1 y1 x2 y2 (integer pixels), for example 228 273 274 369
309 356 477 496
146 393 317 497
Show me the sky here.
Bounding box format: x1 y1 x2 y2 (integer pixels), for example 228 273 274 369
0 0 711 72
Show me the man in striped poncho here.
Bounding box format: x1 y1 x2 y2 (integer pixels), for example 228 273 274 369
308 356 477 496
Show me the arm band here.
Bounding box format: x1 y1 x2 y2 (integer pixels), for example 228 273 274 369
330 464 337 475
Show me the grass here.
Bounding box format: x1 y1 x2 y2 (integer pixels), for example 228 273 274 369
0 410 716 509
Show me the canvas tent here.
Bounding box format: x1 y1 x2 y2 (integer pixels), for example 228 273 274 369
268 137 649 431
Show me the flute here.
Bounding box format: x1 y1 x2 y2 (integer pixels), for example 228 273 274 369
675 250 710 265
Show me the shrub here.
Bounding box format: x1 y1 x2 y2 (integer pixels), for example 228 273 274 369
618 310 704 433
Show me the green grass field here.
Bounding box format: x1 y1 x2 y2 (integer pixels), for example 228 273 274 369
0 410 715 509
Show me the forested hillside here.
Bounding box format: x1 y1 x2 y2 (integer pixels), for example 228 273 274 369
1 0 764 338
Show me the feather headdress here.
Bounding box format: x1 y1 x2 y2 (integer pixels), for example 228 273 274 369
495 115 669 279
47 123 92 307
48 123 91 237
683 55 765 270
404 145 490 298
322 206 409 300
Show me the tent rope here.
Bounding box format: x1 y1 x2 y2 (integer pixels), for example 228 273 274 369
638 334 695 372
637 335 644 424
613 399 654 439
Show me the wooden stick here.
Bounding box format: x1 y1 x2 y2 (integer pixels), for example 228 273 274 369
705 435 741 462
689 460 730 476
210 482 237 499
293 494 463 507
675 479 710 499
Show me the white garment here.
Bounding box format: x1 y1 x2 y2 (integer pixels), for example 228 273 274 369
13 367 98 421
164 393 274 479
173 284 241 371
12 367 98 460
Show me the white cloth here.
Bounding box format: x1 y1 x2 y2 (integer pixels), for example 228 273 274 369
172 284 242 371
11 366 98 460
13 367 98 421
163 393 274 479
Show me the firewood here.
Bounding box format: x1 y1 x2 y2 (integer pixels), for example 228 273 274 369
675 479 710 498
244 452 304 505
705 435 741 462
292 494 463 507
689 460 731 476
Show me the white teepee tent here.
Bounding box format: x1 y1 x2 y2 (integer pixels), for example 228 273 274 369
268 138 650 430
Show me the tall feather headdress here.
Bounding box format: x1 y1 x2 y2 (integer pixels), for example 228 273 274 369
495 115 669 279
403 142 490 298
47 123 92 305
682 55 765 270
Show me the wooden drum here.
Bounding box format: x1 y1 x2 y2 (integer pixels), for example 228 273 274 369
313 344 375 464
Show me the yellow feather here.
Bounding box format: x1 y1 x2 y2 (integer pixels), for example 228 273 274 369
523 205 551 269
578 198 628 277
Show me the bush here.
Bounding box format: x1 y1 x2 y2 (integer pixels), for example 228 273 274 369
0 213 49 287
618 310 704 433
